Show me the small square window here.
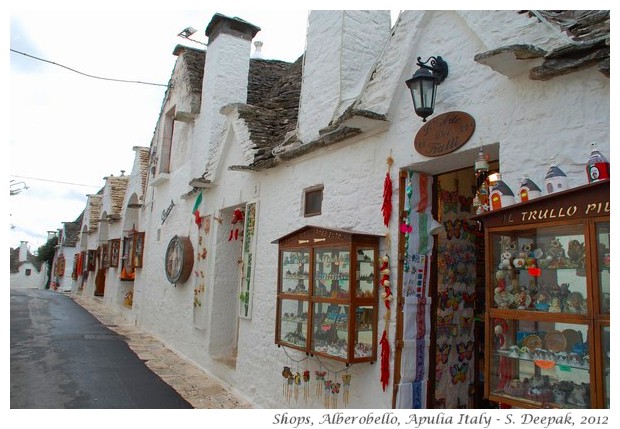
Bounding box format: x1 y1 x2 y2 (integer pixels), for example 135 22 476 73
304 186 323 217
25 268 32 276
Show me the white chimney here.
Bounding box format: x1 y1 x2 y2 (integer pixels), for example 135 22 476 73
19 241 28 262
252 40 264 58
191 13 261 178
297 11 391 143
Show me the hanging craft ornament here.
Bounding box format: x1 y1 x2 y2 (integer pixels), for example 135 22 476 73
303 370 310 403
380 330 390 391
229 208 244 241
380 255 392 311
282 366 292 398
331 382 341 409
379 254 391 391
382 153 394 227
324 379 333 409
342 373 352 406
287 373 294 403
315 370 327 398
294 372 301 402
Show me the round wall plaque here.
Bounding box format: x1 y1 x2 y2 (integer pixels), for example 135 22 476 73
414 111 476 157
165 235 194 285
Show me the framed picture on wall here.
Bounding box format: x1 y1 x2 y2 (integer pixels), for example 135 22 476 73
109 239 120 268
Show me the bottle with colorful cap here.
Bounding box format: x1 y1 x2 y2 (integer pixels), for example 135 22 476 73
586 142 610 183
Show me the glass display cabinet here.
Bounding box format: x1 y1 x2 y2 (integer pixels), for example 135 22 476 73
274 226 381 364
478 180 609 408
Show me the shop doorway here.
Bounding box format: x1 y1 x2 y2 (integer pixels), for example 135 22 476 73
94 266 106 297
394 163 496 409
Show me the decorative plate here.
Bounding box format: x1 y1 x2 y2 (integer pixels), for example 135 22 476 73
523 334 542 351
562 329 583 353
544 330 567 352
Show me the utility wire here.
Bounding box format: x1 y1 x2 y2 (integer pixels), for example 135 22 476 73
10 174 101 188
10 48 171 88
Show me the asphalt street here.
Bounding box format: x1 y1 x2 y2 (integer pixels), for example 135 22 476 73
10 288 193 409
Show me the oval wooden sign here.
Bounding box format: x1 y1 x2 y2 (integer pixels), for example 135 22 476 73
414 111 476 157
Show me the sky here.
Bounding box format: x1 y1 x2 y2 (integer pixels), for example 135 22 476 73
8 3 319 253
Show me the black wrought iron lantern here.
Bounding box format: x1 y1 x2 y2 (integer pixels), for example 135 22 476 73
405 56 449 122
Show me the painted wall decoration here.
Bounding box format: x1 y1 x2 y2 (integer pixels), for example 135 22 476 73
193 215 212 329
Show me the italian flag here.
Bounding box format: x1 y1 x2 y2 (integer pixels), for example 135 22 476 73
193 191 203 227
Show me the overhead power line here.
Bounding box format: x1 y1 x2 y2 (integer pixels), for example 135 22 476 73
10 48 171 88
10 174 101 188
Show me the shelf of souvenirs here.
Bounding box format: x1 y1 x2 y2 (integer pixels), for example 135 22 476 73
280 316 373 332
488 308 590 324
495 347 590 370
492 282 589 315
278 335 373 361
491 377 591 409
282 271 310 280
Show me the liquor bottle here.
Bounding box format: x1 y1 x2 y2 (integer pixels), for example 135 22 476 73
586 142 610 183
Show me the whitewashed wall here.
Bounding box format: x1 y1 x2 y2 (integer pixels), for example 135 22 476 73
10 263 47 289
58 247 78 292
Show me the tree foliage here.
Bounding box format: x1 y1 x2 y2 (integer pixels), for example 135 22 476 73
37 236 58 289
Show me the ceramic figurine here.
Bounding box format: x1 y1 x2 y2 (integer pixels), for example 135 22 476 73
489 174 515 211
552 384 567 404
519 347 532 360
544 164 569 194
518 175 542 202
567 383 588 407
548 297 562 312
498 252 512 270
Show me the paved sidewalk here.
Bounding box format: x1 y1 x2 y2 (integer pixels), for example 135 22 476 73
71 294 254 409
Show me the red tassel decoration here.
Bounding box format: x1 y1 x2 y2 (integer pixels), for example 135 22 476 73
382 172 392 227
380 330 390 391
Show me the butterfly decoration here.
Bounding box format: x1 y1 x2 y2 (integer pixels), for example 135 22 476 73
436 343 451 365
456 341 474 362
444 219 462 240
440 190 459 214
437 313 455 338
462 292 476 309
439 289 461 311
459 196 473 213
461 219 483 238
460 315 474 335
450 362 469 384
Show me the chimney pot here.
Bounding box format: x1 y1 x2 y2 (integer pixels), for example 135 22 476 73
205 13 261 45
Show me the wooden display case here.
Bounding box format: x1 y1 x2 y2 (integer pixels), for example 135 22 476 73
273 226 381 364
477 180 609 408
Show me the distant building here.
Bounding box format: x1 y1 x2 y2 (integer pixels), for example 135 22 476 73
10 241 47 289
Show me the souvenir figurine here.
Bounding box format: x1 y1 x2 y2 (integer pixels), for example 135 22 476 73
535 291 550 311
489 174 515 210
546 238 567 267
544 164 569 194
519 347 532 360
548 297 562 312
518 175 542 202
567 383 588 407
556 352 568 365
552 384 567 404
498 252 512 270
